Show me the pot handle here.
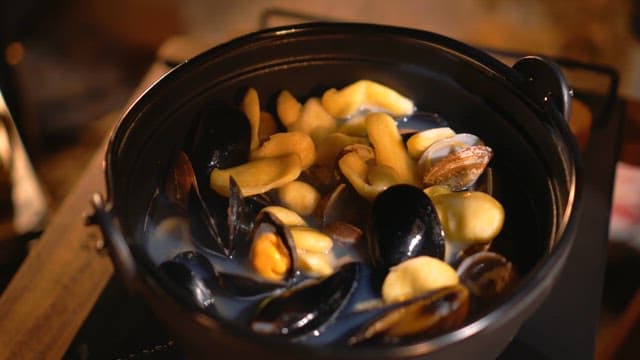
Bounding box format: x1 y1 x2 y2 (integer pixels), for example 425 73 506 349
86 192 139 292
512 56 572 123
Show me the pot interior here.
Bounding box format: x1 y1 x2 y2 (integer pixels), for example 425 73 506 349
106 24 575 355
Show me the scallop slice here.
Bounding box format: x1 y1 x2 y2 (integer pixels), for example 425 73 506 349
209 154 302 197
366 112 419 186
250 131 316 170
321 80 415 118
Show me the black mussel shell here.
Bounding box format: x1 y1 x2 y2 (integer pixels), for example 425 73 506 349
191 177 265 258
370 184 445 269
347 284 469 346
144 189 186 237
159 251 217 311
456 251 516 304
250 262 360 338
189 188 228 256
187 100 251 186
227 178 272 257
226 177 251 255
213 270 285 298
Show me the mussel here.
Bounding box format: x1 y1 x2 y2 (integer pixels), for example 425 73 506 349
187 99 252 186
159 251 218 312
189 176 266 257
456 251 515 304
212 270 285 298
248 211 298 283
250 262 360 338
164 151 269 258
347 284 469 345
370 184 445 269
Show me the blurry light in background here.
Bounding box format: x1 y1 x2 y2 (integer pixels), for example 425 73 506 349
5 42 25 66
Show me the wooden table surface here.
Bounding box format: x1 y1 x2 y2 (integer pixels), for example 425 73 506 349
0 61 171 360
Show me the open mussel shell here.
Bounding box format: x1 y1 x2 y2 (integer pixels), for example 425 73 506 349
370 184 445 269
226 177 250 254
189 176 268 258
248 210 299 282
161 149 228 256
213 271 284 298
347 284 469 345
187 99 252 186
250 262 360 338
159 251 218 312
456 251 516 304
189 188 228 256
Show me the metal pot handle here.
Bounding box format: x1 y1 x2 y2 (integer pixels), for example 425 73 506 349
86 192 138 292
512 56 572 123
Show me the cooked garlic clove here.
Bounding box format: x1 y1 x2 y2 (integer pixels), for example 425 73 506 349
432 191 504 245
277 181 321 216
276 90 302 127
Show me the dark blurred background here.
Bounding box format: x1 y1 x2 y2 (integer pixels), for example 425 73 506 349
1 0 639 359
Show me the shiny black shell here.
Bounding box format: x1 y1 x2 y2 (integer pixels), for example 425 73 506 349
370 184 445 269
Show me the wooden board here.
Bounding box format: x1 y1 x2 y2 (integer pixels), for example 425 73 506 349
0 61 170 360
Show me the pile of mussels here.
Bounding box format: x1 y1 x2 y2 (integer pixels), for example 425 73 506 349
145 80 517 346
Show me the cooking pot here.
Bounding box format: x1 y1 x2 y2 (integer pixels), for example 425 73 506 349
89 23 581 359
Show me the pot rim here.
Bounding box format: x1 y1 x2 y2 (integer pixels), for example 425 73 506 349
104 22 583 358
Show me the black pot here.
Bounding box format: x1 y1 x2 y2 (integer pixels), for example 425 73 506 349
89 23 581 359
